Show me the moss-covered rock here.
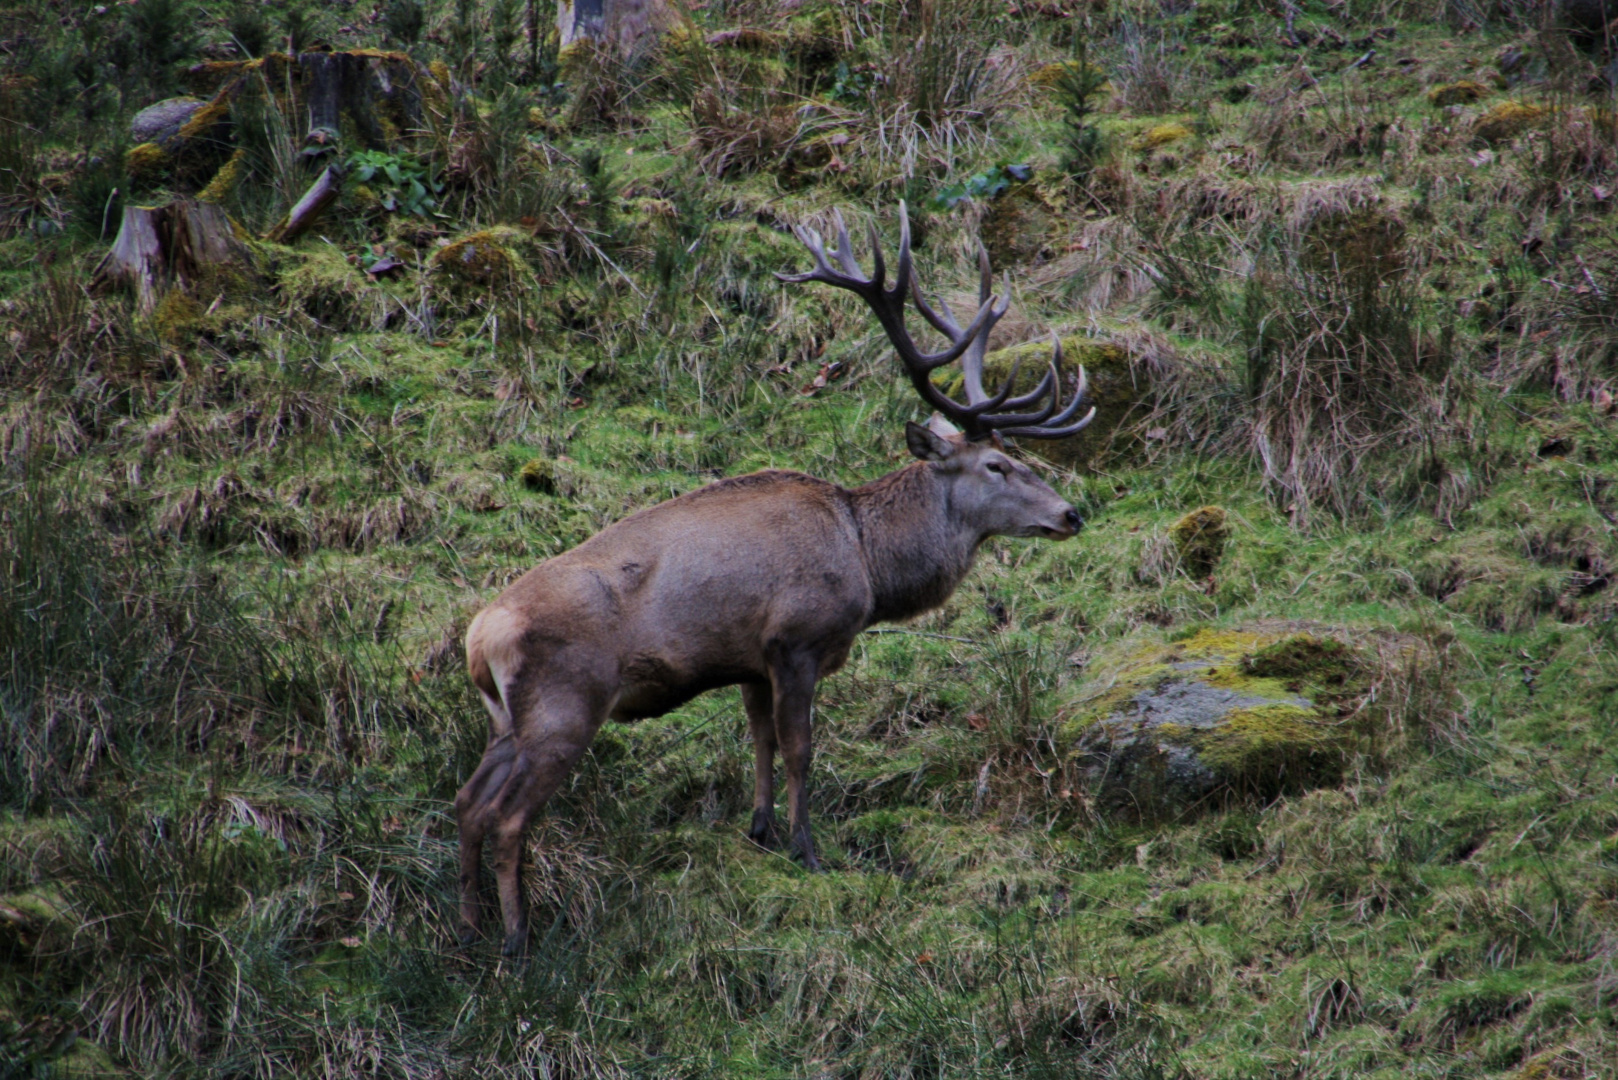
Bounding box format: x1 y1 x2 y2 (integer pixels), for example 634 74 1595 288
1060 625 1383 818
430 227 532 287
129 97 205 148
939 337 1146 468
1170 505 1228 577
1427 80 1490 107
1134 122 1193 151
1474 100 1549 143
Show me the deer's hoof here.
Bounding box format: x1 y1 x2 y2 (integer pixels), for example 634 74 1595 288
501 930 527 959
747 810 781 849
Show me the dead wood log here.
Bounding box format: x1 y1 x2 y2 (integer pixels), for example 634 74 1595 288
265 164 343 244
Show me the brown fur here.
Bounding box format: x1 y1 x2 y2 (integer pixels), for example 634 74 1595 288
457 431 1081 954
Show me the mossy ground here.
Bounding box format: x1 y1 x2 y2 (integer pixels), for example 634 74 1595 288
3 0 1618 1076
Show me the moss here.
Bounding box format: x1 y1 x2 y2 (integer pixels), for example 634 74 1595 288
125 141 169 181
348 47 415 63
1474 100 1549 143
1427 80 1490 107
1170 505 1228 578
1243 633 1355 687
613 404 674 431
1196 702 1337 787
1134 122 1193 151
1060 627 1302 735
557 40 591 81
177 97 232 141
517 457 558 493
197 149 245 203
1028 59 1107 90
152 290 205 343
430 227 532 287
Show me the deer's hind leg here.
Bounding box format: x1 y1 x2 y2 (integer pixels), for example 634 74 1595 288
455 679 517 946
457 684 604 956
742 681 780 849
455 731 516 946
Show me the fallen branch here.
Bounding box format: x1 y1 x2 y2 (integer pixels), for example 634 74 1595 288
266 165 343 244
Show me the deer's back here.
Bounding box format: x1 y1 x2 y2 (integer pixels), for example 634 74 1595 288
470 470 874 719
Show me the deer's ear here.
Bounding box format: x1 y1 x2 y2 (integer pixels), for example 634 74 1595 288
906 420 957 462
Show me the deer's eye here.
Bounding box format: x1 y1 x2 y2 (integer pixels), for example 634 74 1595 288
986 462 1007 477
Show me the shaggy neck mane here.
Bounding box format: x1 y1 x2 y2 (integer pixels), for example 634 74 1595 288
847 463 980 625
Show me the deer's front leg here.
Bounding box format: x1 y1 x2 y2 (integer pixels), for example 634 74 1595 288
769 652 821 871
742 681 780 848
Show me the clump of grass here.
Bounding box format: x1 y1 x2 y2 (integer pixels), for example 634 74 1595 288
1109 20 1195 116
689 87 801 178
895 0 1010 131
1239 240 1461 526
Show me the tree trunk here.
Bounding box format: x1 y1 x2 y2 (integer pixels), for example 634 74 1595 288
559 0 664 52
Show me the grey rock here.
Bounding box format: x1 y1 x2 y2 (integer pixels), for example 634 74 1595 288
130 98 204 149
1062 627 1371 820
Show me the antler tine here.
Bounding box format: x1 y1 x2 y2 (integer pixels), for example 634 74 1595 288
866 222 886 294
778 204 1094 440
990 339 1097 439
891 202 914 302
951 247 1014 406
988 364 1057 415
832 209 865 281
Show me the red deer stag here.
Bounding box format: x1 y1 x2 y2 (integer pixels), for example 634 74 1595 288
457 202 1095 954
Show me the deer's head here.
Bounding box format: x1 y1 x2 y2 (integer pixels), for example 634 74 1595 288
779 201 1093 543
903 419 1083 541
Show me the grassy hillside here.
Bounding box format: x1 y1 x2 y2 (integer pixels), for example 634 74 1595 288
2 0 1617 1075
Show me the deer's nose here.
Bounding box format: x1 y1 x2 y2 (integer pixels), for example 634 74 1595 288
1064 508 1083 532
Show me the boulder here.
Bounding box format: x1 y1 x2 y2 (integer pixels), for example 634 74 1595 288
1062 625 1384 819
1474 101 1549 144
430 227 533 287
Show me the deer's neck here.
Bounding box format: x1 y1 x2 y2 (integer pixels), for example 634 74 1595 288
848 463 981 626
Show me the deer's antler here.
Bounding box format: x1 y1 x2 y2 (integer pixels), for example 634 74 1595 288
777 201 1096 441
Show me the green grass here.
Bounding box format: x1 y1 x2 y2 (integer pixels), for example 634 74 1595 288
2 0 1618 1075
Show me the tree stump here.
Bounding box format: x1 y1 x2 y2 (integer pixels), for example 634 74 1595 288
93 200 251 314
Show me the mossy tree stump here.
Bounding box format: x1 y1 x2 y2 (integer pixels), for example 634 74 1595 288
93 200 251 315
